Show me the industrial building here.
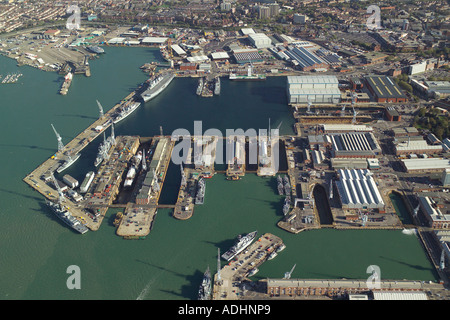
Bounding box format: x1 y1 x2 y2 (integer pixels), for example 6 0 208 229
335 169 385 210
401 158 450 173
330 132 381 158
385 106 401 121
284 46 329 71
392 127 419 137
232 49 264 64
331 158 369 170
418 196 450 229
365 76 407 103
321 124 373 133
394 138 442 156
248 33 273 49
441 169 450 187
287 75 341 104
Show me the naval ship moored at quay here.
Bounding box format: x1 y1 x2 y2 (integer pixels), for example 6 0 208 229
222 231 258 261
141 71 175 103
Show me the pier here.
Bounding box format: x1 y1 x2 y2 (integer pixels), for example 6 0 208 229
213 233 284 300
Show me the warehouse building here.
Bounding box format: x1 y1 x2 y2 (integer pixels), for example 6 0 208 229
392 127 419 137
330 132 381 158
287 75 341 104
335 169 385 210
248 33 273 49
365 76 407 103
141 37 168 45
394 139 442 156
322 124 373 133
385 106 401 121
331 158 369 170
285 46 329 71
401 158 450 173
233 49 264 64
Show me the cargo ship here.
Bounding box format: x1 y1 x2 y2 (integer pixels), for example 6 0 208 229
141 72 175 103
195 177 205 204
59 72 72 95
229 64 266 81
113 101 141 124
80 171 95 193
198 266 212 300
46 200 88 234
222 231 257 261
86 46 105 54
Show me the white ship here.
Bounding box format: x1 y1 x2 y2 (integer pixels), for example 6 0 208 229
113 102 141 124
222 231 257 261
141 72 175 103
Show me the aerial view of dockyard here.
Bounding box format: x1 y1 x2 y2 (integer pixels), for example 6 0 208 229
1 0 450 308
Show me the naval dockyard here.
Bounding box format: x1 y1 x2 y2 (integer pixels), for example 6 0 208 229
11 22 450 301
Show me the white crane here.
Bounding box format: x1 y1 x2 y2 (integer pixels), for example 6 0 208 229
283 264 296 279
50 172 64 203
142 149 147 171
440 250 445 271
413 204 420 217
217 248 222 283
352 106 359 124
96 100 104 118
180 163 186 186
51 124 64 152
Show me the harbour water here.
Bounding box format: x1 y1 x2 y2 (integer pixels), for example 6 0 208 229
0 47 438 300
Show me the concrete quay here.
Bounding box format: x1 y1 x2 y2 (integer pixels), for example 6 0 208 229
213 233 284 300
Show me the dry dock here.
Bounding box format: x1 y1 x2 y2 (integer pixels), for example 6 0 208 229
23 87 141 231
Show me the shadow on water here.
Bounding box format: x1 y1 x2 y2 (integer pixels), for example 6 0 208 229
250 86 288 105
379 256 435 272
179 269 204 300
0 187 44 202
0 143 55 152
135 259 186 279
55 113 98 120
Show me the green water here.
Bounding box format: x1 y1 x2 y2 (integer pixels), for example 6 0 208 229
390 192 414 225
0 47 438 300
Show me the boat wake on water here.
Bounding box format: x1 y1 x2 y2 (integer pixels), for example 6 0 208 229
402 228 417 235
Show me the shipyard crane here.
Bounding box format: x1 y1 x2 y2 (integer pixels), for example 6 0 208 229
216 248 222 284
440 250 446 271
96 100 104 118
51 124 64 152
307 98 313 114
50 172 64 203
413 203 420 218
142 149 147 171
283 264 296 279
180 163 186 186
352 105 359 124
340 104 346 117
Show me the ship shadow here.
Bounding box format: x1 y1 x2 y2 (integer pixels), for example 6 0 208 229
178 269 205 300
